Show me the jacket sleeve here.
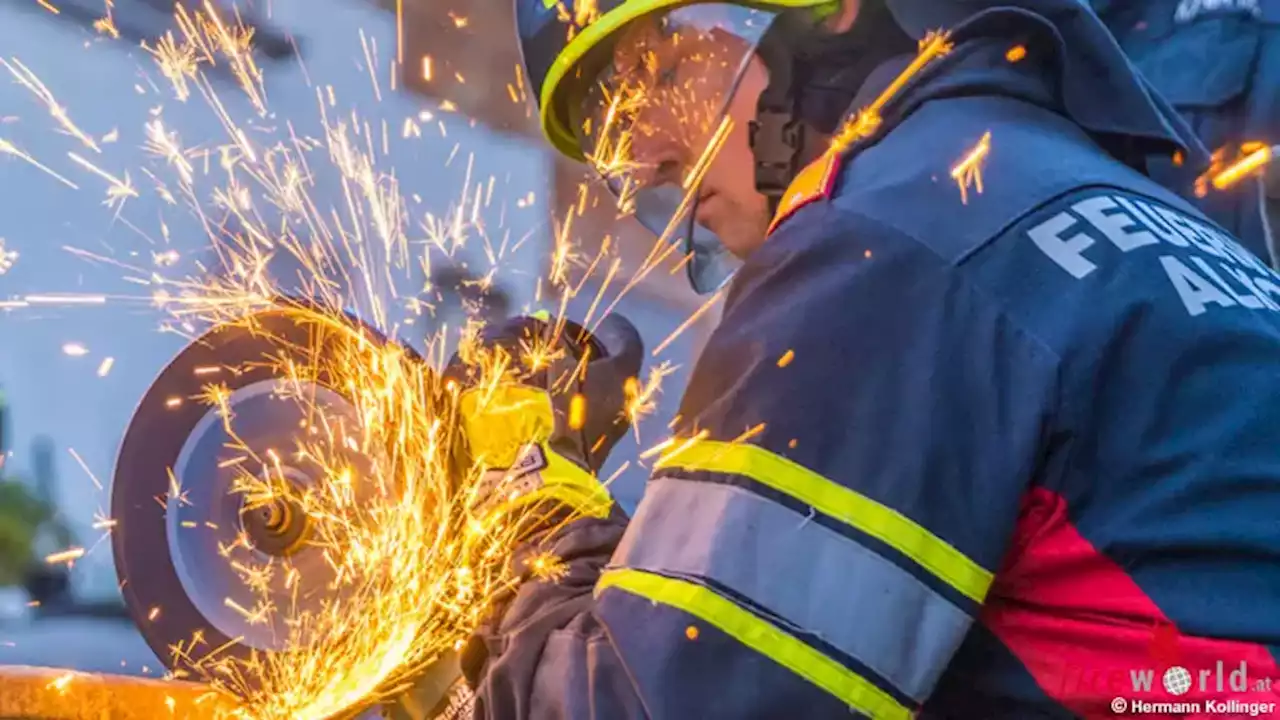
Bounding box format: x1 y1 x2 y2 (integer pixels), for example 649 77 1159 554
466 203 1062 719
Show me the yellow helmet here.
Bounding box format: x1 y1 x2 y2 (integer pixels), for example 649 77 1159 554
514 0 841 292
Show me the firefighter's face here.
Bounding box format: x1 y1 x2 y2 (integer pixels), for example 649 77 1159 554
581 12 772 258
578 2 864 264
618 50 772 259
686 55 771 258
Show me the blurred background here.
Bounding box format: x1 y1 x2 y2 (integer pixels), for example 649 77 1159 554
0 0 716 676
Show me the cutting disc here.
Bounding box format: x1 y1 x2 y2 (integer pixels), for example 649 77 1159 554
111 302 422 681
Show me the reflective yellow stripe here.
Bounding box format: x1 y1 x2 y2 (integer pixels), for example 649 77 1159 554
528 448 613 518
655 440 992 603
596 568 913 720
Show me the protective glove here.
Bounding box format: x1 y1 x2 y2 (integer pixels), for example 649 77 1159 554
446 313 643 523
380 649 473 720
444 313 641 697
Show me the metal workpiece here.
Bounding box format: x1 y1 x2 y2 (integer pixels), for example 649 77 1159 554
0 665 240 720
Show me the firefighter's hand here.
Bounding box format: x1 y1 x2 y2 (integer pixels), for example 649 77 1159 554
447 313 643 519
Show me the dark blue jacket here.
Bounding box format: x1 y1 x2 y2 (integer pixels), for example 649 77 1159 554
465 2 1280 717
1094 0 1280 266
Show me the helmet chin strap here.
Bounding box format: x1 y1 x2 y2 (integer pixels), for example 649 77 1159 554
748 0 917 215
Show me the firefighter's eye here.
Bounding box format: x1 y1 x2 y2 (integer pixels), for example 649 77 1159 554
656 159 680 183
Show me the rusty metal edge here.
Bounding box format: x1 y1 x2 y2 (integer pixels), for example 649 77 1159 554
0 665 240 720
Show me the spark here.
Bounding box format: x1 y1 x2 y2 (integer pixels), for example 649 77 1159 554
91 513 117 531
951 131 992 205
0 57 101 152
832 30 952 152
360 30 383 103
172 2 269 115
776 349 795 368
68 447 104 491
651 287 724 357
625 361 677 435
45 547 86 566
67 152 139 210
94 0 119 39
730 423 766 445
642 428 708 463
62 343 89 356
154 250 181 267
526 551 568 582
97 356 115 377
144 119 195 187
0 239 16 275
47 672 75 693
395 0 404 65
568 393 586 430
1212 144 1273 191
144 33 200 102
0 137 80 189
25 294 106 305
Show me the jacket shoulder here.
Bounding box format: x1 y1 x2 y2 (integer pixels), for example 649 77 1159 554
823 96 1197 266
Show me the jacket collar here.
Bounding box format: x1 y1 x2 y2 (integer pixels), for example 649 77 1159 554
860 1 1210 170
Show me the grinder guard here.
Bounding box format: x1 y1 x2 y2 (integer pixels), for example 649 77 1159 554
110 302 470 718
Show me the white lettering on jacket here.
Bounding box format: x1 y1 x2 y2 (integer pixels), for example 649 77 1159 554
1026 192 1280 318
1175 0 1261 24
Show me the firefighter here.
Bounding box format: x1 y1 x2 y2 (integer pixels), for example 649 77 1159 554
1093 0 1280 267
447 0 1280 717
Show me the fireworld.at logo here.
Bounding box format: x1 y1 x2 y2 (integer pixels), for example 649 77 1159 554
1128 661 1273 696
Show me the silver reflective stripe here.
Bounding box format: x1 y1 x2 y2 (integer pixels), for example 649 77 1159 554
612 477 972 702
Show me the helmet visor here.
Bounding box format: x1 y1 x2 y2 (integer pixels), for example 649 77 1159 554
569 4 778 294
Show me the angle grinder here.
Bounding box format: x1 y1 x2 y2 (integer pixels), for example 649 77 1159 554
110 300 606 719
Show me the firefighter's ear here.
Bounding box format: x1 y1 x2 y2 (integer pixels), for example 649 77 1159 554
822 0 862 33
